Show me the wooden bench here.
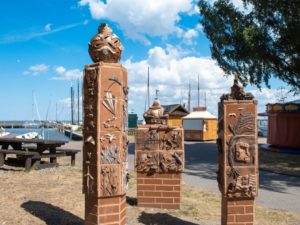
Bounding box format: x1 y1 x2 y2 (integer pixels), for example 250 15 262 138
0 149 80 172
0 149 39 172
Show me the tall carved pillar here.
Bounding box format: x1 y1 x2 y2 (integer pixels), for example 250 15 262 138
83 23 128 225
135 99 184 209
217 76 258 225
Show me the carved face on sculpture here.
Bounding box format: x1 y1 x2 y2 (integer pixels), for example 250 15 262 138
88 23 122 63
235 142 251 163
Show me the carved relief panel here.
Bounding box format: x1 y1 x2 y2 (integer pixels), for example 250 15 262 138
217 100 258 199
83 63 128 197
135 126 184 174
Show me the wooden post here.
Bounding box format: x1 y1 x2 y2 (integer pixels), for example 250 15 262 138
217 76 258 225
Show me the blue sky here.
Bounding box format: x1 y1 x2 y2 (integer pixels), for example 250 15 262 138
0 0 297 121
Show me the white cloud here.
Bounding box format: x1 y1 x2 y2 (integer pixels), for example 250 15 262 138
55 66 66 74
52 66 82 80
79 0 194 43
45 23 52 32
183 28 199 45
123 45 234 117
23 64 49 76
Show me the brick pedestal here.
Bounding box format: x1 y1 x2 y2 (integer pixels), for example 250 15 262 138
135 125 184 209
83 63 129 225
221 197 254 225
85 195 126 225
137 172 182 209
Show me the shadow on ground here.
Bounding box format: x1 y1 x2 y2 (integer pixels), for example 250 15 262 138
21 201 83 225
138 212 198 225
127 196 137 206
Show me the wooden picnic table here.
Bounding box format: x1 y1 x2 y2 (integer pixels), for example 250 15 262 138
0 134 80 171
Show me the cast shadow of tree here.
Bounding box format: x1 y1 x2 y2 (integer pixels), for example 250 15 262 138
138 212 199 225
21 201 83 225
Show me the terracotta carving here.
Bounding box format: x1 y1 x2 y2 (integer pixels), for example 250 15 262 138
100 165 119 196
143 99 168 125
89 23 122 63
160 130 182 150
221 75 254 101
217 77 258 199
136 152 159 174
159 151 183 173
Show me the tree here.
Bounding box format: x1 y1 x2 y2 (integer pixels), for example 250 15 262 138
198 0 300 92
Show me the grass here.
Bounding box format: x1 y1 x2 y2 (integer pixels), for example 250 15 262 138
0 158 300 225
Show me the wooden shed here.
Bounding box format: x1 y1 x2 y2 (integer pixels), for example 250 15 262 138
162 104 189 127
267 100 300 148
182 110 217 141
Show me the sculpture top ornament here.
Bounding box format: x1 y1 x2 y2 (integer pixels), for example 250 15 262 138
88 23 122 63
143 99 168 125
221 75 254 101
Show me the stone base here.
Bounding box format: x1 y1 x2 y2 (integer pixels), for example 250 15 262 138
85 195 126 225
221 197 254 225
137 172 182 209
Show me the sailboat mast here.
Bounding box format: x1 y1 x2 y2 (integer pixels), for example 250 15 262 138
71 85 74 125
188 81 191 112
197 74 200 107
77 79 80 125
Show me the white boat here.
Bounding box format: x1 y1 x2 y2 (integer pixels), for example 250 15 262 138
0 127 10 137
16 132 41 139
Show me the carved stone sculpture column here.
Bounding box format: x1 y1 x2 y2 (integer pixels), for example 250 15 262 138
217 76 258 225
83 24 128 225
135 99 184 209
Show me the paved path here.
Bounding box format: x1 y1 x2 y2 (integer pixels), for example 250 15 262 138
64 140 300 214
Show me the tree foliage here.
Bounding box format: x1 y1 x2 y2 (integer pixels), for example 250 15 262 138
198 0 300 92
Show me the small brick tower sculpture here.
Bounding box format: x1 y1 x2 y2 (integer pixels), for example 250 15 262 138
217 76 258 225
83 23 128 225
135 99 184 209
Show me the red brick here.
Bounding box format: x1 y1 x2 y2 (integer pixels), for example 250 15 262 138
120 208 126 221
174 198 180 203
144 179 162 184
99 197 120 205
99 205 119 214
137 178 144 184
162 179 181 185
227 206 245 214
155 198 173 203
144 191 162 197
173 186 181 191
236 214 254 222
138 197 155 203
138 185 155 191
138 203 162 208
227 215 235 222
162 191 180 197
99 213 119 223
245 206 254 214
155 174 173 179
156 185 173 191
137 191 144 196
235 199 254 206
